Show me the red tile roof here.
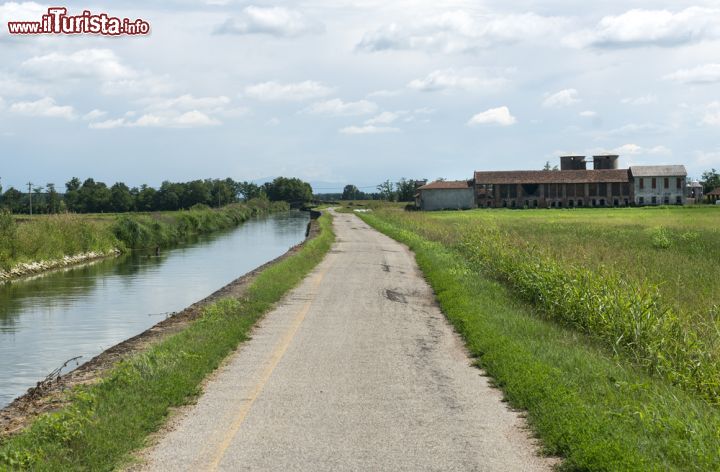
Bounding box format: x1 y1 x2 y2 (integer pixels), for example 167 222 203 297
418 180 472 190
707 187 720 196
473 169 629 184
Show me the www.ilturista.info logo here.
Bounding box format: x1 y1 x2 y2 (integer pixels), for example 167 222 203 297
7 7 150 35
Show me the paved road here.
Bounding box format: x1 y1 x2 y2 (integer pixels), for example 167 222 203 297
140 210 552 471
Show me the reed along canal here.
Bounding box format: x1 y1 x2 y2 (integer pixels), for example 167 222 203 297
0 211 310 408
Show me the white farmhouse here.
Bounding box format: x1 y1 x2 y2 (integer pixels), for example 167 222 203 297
629 165 687 206
415 180 475 211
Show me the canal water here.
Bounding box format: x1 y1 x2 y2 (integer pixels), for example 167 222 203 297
0 211 310 408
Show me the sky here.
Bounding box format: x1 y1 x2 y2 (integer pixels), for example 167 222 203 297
1 1 719 192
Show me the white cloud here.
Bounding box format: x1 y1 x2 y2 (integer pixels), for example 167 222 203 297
565 7 720 48
102 76 174 96
9 97 76 120
604 123 669 137
621 95 658 105
579 110 596 117
20 49 173 97
542 89 580 108
90 111 221 129
702 102 720 126
303 98 377 116
244 81 333 101
340 125 399 135
0 2 46 25
82 109 106 121
22 49 135 81
467 106 516 126
365 111 400 125
215 6 323 37
694 150 720 166
612 144 672 156
357 10 566 53
0 74 46 97
366 89 402 98
142 94 231 112
664 63 720 84
407 68 505 92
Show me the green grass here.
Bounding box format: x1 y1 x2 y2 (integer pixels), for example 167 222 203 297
0 213 334 471
0 199 288 271
359 209 720 471
359 206 720 404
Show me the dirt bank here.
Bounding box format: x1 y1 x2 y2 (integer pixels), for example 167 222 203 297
0 216 320 438
0 249 121 283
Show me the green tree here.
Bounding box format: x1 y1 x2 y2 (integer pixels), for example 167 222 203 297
110 183 135 212
155 181 180 211
210 179 237 207
77 178 111 213
263 177 313 203
64 177 82 212
701 169 720 194
2 187 24 213
376 180 395 201
135 185 157 212
237 181 262 201
46 183 61 214
342 185 360 200
395 178 416 202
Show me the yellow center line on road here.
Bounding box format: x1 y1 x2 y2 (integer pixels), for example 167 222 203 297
206 256 334 471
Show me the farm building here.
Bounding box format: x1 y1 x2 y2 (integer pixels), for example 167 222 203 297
629 165 687 206
707 188 720 204
415 180 475 211
687 181 704 203
474 155 632 208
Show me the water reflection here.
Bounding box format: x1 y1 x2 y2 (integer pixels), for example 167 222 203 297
0 211 309 407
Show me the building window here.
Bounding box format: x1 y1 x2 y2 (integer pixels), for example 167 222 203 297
676 178 682 189
639 197 644 204
652 196 657 204
652 178 657 189
664 197 669 205
664 177 669 189
640 178 644 190
676 196 682 204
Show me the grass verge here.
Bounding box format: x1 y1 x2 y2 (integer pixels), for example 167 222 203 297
0 213 334 471
0 199 288 272
360 211 720 471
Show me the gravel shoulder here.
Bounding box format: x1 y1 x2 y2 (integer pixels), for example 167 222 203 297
138 210 554 471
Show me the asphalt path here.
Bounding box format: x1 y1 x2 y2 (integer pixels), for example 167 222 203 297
140 210 553 471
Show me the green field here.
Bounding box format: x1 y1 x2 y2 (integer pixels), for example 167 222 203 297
358 205 720 470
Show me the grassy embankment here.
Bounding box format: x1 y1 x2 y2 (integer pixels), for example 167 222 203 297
0 213 334 470
358 205 720 471
0 199 288 272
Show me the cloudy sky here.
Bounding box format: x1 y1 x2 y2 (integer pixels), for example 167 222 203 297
1 1 719 191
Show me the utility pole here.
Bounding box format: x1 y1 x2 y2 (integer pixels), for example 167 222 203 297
27 181 33 215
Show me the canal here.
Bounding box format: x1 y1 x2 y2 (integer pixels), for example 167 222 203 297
0 211 310 408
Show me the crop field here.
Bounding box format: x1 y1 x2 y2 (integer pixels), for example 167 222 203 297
363 205 720 403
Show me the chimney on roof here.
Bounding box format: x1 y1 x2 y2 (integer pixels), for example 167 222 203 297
559 155 586 170
592 155 619 170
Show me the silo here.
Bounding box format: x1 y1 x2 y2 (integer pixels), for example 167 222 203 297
559 155 587 170
592 155 619 170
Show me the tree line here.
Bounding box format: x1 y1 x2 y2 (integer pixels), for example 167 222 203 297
332 178 424 202
0 177 313 214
